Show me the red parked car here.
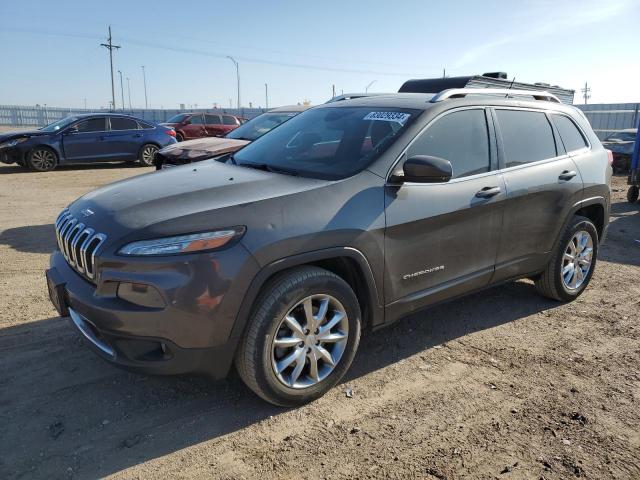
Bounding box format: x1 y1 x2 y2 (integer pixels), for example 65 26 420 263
161 112 241 142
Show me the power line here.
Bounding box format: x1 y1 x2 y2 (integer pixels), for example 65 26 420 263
100 26 120 112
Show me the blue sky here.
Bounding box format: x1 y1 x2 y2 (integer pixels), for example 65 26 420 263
0 0 638 109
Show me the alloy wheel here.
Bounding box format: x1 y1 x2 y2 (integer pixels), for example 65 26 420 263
30 149 56 171
561 230 594 290
141 145 158 165
271 294 349 389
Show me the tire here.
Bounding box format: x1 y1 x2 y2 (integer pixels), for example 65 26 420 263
138 144 159 166
235 266 361 407
27 147 57 171
176 133 184 142
535 215 598 302
627 185 639 204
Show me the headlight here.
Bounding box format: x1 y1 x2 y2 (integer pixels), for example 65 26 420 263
118 227 245 256
0 137 29 149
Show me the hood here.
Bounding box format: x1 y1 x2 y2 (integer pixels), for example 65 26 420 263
70 159 327 241
159 137 249 161
0 129 49 142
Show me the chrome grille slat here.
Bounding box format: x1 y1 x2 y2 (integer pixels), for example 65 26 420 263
53 209 107 282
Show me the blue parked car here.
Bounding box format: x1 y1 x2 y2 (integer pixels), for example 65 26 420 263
0 113 177 171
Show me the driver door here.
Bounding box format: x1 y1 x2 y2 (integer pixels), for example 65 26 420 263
384 108 505 310
62 117 110 162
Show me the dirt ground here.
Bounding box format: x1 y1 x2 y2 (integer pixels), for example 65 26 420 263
0 162 638 480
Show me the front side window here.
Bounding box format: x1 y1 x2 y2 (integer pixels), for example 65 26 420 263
205 114 221 125
110 117 139 131
74 118 106 133
496 110 556 167
189 114 204 125
552 114 588 153
407 109 490 179
232 107 418 180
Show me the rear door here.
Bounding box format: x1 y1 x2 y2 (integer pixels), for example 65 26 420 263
182 114 207 139
104 116 143 160
384 108 505 311
491 108 584 282
62 117 110 162
204 114 224 137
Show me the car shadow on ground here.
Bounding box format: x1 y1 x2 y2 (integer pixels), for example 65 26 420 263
0 223 56 254
0 280 560 479
0 162 148 174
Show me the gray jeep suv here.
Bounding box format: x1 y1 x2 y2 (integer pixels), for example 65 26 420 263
46 89 611 406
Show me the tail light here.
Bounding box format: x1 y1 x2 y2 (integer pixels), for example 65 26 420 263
165 128 176 137
605 149 613 165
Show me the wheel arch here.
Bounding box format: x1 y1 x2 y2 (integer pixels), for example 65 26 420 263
573 197 606 240
229 247 384 346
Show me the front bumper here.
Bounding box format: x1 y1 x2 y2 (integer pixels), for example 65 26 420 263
47 245 260 378
0 147 25 165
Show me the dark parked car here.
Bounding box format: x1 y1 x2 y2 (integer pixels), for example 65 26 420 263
47 89 610 406
155 105 309 169
161 112 241 142
602 128 637 173
0 114 176 171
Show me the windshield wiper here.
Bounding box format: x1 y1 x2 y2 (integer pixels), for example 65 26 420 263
237 162 299 177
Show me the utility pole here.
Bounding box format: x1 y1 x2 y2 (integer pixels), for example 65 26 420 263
118 70 125 111
126 77 132 110
141 66 148 109
581 81 591 105
265 83 269 109
442 68 446 78
83 98 87 110
100 26 120 112
332 84 336 98
365 80 377 93
227 56 240 109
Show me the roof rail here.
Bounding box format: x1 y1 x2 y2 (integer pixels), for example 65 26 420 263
430 88 561 104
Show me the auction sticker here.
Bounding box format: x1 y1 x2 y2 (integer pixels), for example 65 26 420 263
363 111 411 124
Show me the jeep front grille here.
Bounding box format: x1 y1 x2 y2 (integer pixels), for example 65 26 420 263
55 208 107 281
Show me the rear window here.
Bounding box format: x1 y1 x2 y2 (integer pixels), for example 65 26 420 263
138 120 154 129
233 107 419 180
552 114 588 152
110 117 139 131
496 110 557 167
223 115 238 126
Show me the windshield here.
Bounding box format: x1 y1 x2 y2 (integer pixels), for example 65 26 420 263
39 116 78 132
605 131 636 142
232 107 418 180
166 114 189 123
226 112 299 141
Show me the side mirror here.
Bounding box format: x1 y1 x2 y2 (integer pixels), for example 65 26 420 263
392 155 452 183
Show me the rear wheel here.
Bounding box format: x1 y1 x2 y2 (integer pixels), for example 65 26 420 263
27 147 57 171
535 215 598 301
235 266 361 406
138 144 159 166
627 185 639 203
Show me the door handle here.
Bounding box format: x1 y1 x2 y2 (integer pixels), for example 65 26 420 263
475 186 501 198
559 170 577 181
133 133 142 138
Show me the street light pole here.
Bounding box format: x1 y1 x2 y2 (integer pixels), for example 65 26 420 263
126 77 132 110
265 83 268 109
118 70 125 111
365 80 377 93
141 65 148 109
226 56 240 109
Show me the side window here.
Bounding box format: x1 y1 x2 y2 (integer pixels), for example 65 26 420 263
223 115 238 126
189 114 204 125
75 118 106 133
407 109 490 179
551 114 588 153
137 121 154 129
110 117 139 131
205 114 221 125
496 110 557 167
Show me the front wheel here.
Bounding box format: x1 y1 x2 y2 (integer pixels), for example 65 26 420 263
235 266 361 407
627 185 639 203
535 215 598 301
175 133 184 142
138 144 159 166
27 147 57 171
